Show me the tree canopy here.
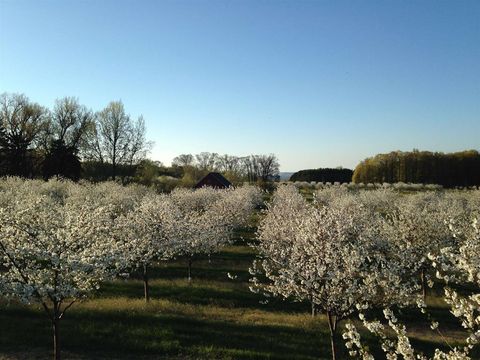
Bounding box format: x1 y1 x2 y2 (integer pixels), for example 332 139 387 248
353 150 480 187
290 168 353 183
0 93 151 181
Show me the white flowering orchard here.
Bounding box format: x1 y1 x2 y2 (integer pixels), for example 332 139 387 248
343 219 480 360
169 185 262 280
0 178 262 359
0 179 130 360
253 184 480 360
2 176 480 360
115 193 179 301
252 185 398 360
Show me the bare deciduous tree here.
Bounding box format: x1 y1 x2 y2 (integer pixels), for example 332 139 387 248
257 154 280 181
242 154 279 182
87 101 151 179
195 152 219 171
50 97 94 150
172 153 195 167
217 154 241 173
0 93 48 176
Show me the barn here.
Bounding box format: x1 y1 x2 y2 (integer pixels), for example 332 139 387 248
195 172 232 189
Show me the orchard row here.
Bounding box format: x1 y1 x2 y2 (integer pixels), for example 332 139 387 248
0 178 262 359
255 185 480 360
1 179 480 360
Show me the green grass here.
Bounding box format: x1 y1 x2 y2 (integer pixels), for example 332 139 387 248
1 227 478 359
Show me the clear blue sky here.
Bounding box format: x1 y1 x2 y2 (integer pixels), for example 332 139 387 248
1 0 479 171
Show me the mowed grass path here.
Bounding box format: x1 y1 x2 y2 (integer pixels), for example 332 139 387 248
1 226 478 359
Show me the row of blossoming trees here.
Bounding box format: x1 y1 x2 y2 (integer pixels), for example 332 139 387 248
252 185 480 360
2 178 480 360
0 178 263 360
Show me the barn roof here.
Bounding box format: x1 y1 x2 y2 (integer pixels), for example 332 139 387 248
194 172 232 189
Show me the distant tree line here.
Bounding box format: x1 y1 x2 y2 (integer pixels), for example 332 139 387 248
171 152 280 187
353 150 480 187
0 93 151 181
289 168 353 183
0 93 281 188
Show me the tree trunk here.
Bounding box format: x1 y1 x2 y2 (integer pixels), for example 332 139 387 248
420 267 426 303
187 258 192 282
143 263 150 302
311 298 316 317
53 317 60 360
112 161 116 180
327 311 337 360
112 140 117 180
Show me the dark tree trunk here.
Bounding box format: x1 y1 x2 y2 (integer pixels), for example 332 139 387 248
420 267 426 303
52 314 60 360
143 263 150 302
112 140 117 180
311 299 316 317
187 258 192 282
112 161 116 180
327 311 337 360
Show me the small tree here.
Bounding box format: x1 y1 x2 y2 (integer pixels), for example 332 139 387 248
381 192 455 301
252 185 383 360
170 186 262 281
117 193 179 301
0 179 125 360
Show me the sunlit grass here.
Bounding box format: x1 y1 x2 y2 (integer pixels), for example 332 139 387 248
78 297 324 329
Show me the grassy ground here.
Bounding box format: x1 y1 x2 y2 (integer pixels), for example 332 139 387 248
0 225 478 359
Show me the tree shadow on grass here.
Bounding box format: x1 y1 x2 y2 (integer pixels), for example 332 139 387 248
98 279 310 314
125 247 257 284
0 304 332 359
140 263 253 283
101 252 311 314
2 303 476 360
